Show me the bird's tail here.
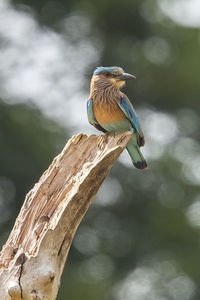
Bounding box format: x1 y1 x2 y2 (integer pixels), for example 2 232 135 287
126 134 147 170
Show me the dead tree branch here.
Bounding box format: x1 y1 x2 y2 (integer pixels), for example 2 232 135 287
0 132 131 300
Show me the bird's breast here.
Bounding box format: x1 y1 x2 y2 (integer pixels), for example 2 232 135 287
93 99 125 125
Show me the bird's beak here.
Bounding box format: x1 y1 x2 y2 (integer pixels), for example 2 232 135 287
118 73 136 81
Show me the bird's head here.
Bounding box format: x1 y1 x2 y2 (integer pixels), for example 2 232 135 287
92 66 136 89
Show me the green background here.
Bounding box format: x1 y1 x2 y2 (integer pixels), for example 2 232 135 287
0 0 200 299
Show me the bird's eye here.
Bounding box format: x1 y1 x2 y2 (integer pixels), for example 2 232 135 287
105 72 110 77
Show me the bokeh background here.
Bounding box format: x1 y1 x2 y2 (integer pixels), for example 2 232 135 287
1 0 200 299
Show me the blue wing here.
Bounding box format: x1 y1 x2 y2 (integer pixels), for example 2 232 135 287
87 99 107 133
118 96 140 135
87 98 97 126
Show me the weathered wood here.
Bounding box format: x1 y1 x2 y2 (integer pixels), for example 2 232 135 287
0 132 131 300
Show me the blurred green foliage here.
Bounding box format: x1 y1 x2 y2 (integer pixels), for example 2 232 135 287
0 0 200 299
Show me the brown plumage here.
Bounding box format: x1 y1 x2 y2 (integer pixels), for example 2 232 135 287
90 75 129 125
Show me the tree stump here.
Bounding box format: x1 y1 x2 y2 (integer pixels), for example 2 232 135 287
0 132 131 300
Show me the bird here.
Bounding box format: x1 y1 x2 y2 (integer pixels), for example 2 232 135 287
87 66 147 169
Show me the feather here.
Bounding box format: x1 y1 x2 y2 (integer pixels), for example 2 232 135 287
118 95 140 134
87 99 107 133
118 95 145 147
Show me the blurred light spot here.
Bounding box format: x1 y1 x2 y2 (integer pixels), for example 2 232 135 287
113 267 159 300
154 259 177 279
182 161 200 185
186 196 200 227
174 139 200 185
143 141 165 160
121 108 179 162
167 276 195 300
155 259 196 299
118 150 133 168
73 226 100 255
158 181 184 208
78 254 115 282
177 109 199 136
143 36 171 64
95 177 122 206
113 261 195 300
63 14 91 40
171 137 200 163
139 171 158 191
140 0 164 24
0 2 35 41
0 1 101 130
142 110 178 144
91 212 133 257
159 0 200 28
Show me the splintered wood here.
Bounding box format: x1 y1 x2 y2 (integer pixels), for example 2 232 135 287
0 132 131 300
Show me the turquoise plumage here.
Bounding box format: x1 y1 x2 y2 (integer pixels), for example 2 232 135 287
87 66 147 169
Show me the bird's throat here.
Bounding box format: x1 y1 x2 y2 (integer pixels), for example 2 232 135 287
90 76 121 102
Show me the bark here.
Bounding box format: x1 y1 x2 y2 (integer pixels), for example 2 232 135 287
0 132 131 300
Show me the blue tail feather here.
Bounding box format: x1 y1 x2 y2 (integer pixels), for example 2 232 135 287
126 134 147 170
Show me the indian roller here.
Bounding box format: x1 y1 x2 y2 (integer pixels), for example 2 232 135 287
87 66 147 169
